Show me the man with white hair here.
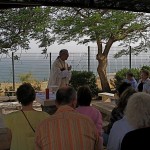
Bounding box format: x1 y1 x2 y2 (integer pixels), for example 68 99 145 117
48 49 72 89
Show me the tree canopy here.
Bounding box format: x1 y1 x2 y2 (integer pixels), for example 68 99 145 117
50 8 150 91
1 7 150 91
0 7 53 55
51 8 150 55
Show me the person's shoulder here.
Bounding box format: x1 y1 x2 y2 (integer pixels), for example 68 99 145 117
52 58 59 65
127 127 150 135
76 106 98 112
145 79 150 84
4 111 20 118
36 115 52 130
4 111 20 125
75 112 95 125
132 78 137 82
34 110 49 115
33 111 50 118
90 106 102 115
111 118 123 128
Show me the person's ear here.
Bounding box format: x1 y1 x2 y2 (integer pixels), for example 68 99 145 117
72 99 77 109
55 101 59 108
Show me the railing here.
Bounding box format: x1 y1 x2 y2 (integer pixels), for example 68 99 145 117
0 46 150 87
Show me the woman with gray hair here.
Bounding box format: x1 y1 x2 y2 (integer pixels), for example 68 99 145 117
121 92 150 150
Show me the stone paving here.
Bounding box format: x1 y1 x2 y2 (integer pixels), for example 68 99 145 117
0 100 42 114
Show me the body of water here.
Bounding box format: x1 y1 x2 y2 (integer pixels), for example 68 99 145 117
0 50 150 82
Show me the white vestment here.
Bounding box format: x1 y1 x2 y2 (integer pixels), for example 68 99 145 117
48 58 71 89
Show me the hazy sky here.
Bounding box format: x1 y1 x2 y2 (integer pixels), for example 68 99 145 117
25 40 119 54
27 40 96 54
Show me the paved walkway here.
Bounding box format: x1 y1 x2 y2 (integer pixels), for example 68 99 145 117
0 101 42 114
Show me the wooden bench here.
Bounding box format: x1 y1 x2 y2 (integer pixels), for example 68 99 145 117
98 92 115 102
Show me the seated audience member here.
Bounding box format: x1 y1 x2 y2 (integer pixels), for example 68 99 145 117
4 83 49 150
121 92 150 150
76 86 103 144
35 87 102 150
0 114 11 150
137 69 150 93
124 72 137 89
103 82 132 145
107 87 136 150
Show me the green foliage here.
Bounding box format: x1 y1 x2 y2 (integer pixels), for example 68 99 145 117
115 65 150 88
115 68 140 87
32 81 42 91
52 8 150 53
18 72 34 83
51 8 150 91
0 7 53 54
1 7 150 91
0 83 2 94
18 72 41 91
141 65 150 71
69 71 99 96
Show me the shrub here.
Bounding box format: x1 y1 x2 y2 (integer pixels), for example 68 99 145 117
141 65 150 72
115 68 140 88
115 65 150 88
18 72 34 83
69 71 99 96
18 72 41 91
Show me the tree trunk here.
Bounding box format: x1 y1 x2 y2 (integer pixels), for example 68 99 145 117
97 54 111 92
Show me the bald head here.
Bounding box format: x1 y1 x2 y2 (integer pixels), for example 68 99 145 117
56 87 77 106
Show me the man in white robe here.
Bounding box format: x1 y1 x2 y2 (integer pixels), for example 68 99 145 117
48 49 72 90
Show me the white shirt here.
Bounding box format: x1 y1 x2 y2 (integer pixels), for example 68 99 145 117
137 78 150 93
107 117 134 150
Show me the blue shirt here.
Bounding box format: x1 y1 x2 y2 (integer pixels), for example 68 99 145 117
124 78 137 89
107 117 134 150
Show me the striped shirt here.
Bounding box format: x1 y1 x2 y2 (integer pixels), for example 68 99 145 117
35 105 101 150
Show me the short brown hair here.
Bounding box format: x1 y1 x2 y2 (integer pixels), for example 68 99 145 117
141 69 149 77
16 83 35 106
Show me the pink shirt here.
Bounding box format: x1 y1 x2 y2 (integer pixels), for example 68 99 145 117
76 106 103 141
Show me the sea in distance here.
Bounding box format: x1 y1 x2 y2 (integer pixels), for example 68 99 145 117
0 50 150 82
